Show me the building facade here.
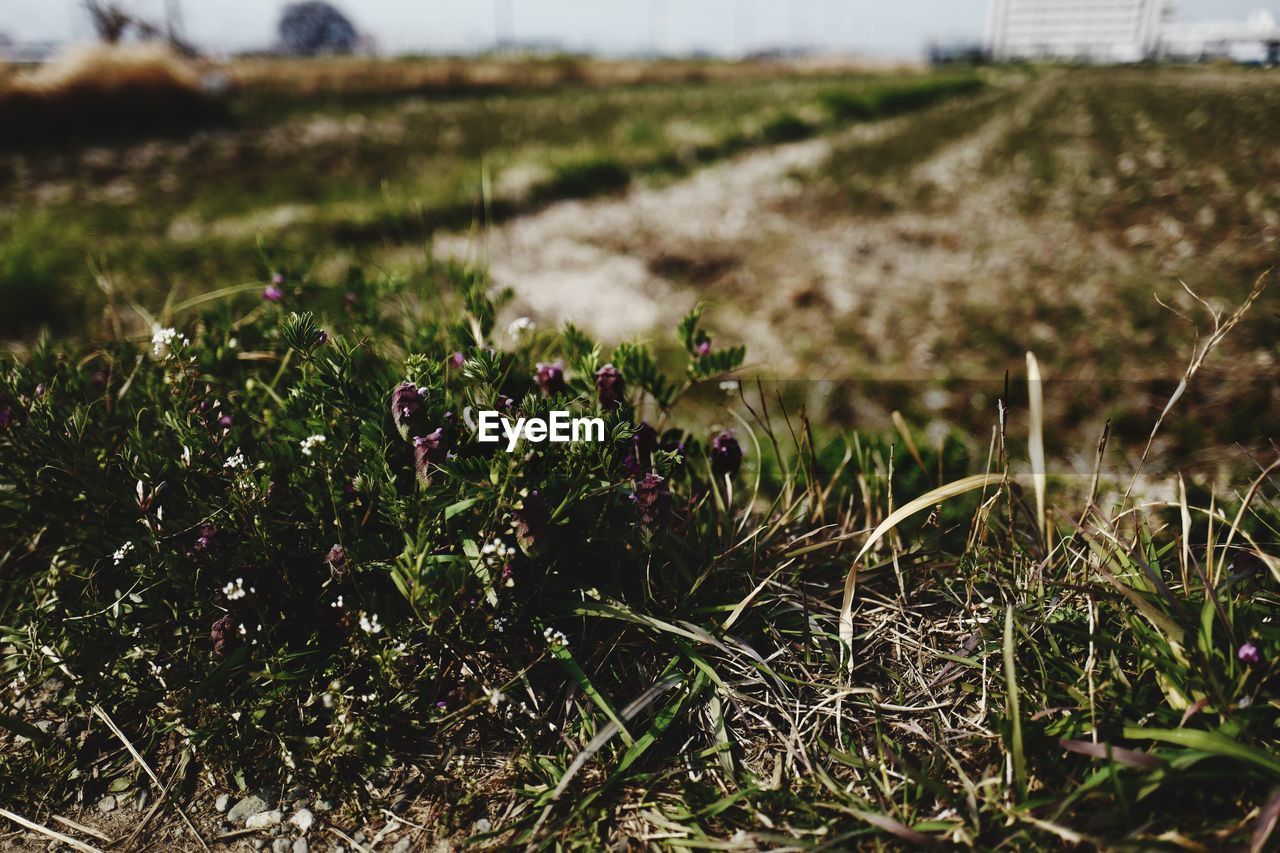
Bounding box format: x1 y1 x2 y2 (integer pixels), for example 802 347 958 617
986 0 1178 62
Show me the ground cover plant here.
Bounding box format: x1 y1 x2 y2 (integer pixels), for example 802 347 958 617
2 259 1279 849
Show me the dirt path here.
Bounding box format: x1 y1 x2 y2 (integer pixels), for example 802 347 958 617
429 80 1079 375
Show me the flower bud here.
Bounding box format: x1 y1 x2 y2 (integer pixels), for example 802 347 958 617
710 430 743 477
594 363 626 409
632 473 671 529
535 361 567 397
390 382 426 440
414 428 448 486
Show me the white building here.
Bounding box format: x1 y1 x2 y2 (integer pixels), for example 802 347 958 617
1160 10 1280 62
986 0 1177 62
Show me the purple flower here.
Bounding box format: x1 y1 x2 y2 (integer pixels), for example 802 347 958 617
535 361 567 397
414 428 448 486
595 363 626 409
1239 642 1262 665
696 339 712 357
0 400 13 431
449 351 466 369
195 524 217 550
263 285 284 303
271 272 285 285
317 330 329 346
710 430 743 477
496 394 515 413
211 613 236 659
217 414 233 430
515 490 553 557
632 473 672 529
390 382 426 440
344 291 358 309
325 543 348 578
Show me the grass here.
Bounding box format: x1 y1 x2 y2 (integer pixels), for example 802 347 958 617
0 64 984 340
0 261 1277 848
1 61 1280 849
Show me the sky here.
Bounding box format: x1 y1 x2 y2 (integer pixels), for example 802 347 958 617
1 1 1276 58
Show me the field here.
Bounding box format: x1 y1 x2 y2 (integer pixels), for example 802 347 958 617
2 57 1280 851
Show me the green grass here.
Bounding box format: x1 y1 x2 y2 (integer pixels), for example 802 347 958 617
0 69 985 340
0 261 1277 848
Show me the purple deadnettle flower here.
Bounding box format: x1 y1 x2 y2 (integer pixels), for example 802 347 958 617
414 428 448 486
390 382 426 440
193 523 218 553
211 613 236 659
325 543 348 578
535 361 567 397
1239 642 1262 665
632 473 672 529
710 430 743 477
595 363 626 409
263 285 284 302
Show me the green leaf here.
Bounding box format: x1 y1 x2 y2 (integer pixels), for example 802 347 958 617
1123 727 1280 780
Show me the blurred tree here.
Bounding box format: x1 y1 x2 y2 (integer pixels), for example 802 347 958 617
278 1 358 57
84 0 132 44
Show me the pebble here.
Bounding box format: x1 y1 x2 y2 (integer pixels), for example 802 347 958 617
245 809 284 830
97 795 116 814
271 839 292 853
228 795 269 824
390 838 413 853
292 838 309 853
215 793 230 813
252 841 267 852
290 808 315 832
134 790 149 811
313 799 333 813
353 831 366 844
474 818 493 833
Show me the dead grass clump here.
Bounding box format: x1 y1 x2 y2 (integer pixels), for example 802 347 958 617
0 42 225 145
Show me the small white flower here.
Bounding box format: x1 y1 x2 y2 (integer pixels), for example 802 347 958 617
330 595 345 609
112 542 134 565
223 449 246 470
542 626 569 650
150 325 188 360
222 578 253 601
180 446 192 467
719 380 740 393
507 316 535 340
299 434 327 457
359 612 383 634
483 685 506 708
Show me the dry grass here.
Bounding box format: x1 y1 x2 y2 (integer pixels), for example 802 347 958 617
0 42 222 144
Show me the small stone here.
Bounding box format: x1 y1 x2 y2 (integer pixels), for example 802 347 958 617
252 841 267 852
216 794 231 813
133 790 150 811
474 818 492 833
98 795 116 813
245 810 284 830
313 799 332 813
353 831 366 844
228 795 269 824
290 808 315 832
272 839 292 853
390 839 413 853
292 838 309 853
